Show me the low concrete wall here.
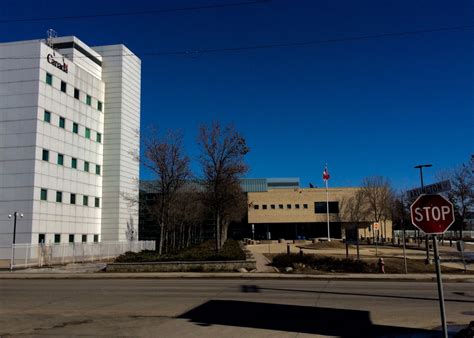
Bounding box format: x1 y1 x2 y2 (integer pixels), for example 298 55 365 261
106 260 257 273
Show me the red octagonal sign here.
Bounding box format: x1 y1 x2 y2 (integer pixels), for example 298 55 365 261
410 194 455 234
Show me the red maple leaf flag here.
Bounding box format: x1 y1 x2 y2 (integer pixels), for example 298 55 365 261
322 166 330 181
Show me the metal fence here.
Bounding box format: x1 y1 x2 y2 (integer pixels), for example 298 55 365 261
393 230 474 239
3 241 155 270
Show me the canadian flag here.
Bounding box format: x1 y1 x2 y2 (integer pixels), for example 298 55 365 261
322 166 330 181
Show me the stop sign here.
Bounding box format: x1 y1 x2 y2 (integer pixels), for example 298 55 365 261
410 194 455 234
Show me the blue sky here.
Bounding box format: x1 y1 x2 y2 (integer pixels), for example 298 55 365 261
1 0 473 191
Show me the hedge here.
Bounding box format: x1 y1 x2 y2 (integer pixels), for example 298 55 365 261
272 253 374 273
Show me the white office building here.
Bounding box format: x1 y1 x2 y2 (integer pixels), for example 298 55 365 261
0 35 141 246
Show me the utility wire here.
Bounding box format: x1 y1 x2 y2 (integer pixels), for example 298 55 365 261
0 0 271 23
0 24 472 60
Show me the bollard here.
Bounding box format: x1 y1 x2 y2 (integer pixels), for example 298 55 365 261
377 258 385 273
287 243 290 255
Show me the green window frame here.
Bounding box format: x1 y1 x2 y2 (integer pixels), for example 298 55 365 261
46 72 52 85
86 95 91 106
96 132 102 143
40 189 47 201
83 195 88 206
42 149 49 161
94 197 100 208
57 153 64 165
44 110 51 123
70 193 76 205
97 101 103 112
95 164 101 175
56 191 62 203
73 122 79 134
71 157 77 169
85 128 91 139
84 161 89 172
59 117 65 129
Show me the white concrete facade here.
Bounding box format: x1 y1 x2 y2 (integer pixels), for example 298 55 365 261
0 36 140 246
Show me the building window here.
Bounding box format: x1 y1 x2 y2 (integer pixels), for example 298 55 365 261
279 204 284 209
95 197 100 208
84 161 89 172
93 234 99 243
54 234 61 243
95 164 101 175
262 205 267 210
287 204 292 209
69 234 74 243
60 81 67 93
96 132 102 143
44 110 51 123
46 72 52 85
56 191 62 203
295 204 300 209
74 88 80 99
39 233 45 244
71 158 77 169
303 204 308 209
97 101 103 112
82 234 87 243
85 128 91 139
271 204 275 209
254 205 259 210
42 149 49 161
59 117 65 129
40 189 47 201
314 202 339 214
83 195 88 206
86 95 92 106
57 153 64 165
70 193 76 205
73 122 79 134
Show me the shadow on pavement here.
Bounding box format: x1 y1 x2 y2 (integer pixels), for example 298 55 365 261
178 300 437 337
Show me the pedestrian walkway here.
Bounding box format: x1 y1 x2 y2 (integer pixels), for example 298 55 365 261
252 251 278 272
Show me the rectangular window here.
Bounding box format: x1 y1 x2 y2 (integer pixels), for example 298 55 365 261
44 110 51 123
56 191 62 203
42 149 49 161
295 204 300 209
57 153 64 165
40 189 47 201
39 234 45 244
86 95 91 106
69 234 74 243
83 195 88 206
262 205 267 210
85 128 91 139
96 132 102 143
46 72 52 85
254 205 259 210
279 204 284 209
59 117 65 128
314 202 339 214
73 122 79 134
71 157 77 169
74 88 80 99
60 81 67 93
54 234 61 243
287 204 292 209
95 165 101 175
95 197 100 208
70 193 76 205
82 234 87 243
84 161 89 172
93 234 99 243
271 204 275 209
303 204 308 209
97 101 103 112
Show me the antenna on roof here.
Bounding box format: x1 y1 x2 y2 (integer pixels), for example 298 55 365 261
46 29 57 49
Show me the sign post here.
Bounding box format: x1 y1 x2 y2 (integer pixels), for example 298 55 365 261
410 194 455 338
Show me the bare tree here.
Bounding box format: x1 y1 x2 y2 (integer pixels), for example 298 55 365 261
142 129 191 254
198 122 249 251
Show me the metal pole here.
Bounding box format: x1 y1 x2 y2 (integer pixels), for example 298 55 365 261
417 165 432 264
326 179 330 241
402 220 408 274
432 235 448 338
10 212 17 271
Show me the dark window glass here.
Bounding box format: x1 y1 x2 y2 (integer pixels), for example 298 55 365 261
59 117 65 128
254 205 259 210
56 191 62 203
82 234 87 243
314 202 339 214
303 204 308 209
70 193 76 204
57 153 64 165
60 81 66 93
279 204 284 209
84 161 89 172
71 158 77 169
85 128 91 139
97 101 103 111
69 234 74 243
54 234 61 243
39 234 45 243
295 204 300 209
262 205 267 210
95 165 101 175
287 204 292 209
42 149 49 161
95 197 100 208
46 72 52 85
83 195 88 206
73 123 79 134
40 189 47 201
94 234 99 242
44 110 51 123
96 133 102 143
86 95 91 106
271 204 275 209
74 88 80 99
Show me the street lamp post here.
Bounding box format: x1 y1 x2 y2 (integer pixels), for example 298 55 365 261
414 164 432 265
8 212 24 271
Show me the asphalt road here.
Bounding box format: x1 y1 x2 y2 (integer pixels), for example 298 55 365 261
1 279 473 337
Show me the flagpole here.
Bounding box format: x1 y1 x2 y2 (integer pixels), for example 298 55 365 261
326 177 330 242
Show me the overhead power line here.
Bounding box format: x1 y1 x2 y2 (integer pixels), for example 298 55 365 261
0 0 271 23
0 24 472 61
